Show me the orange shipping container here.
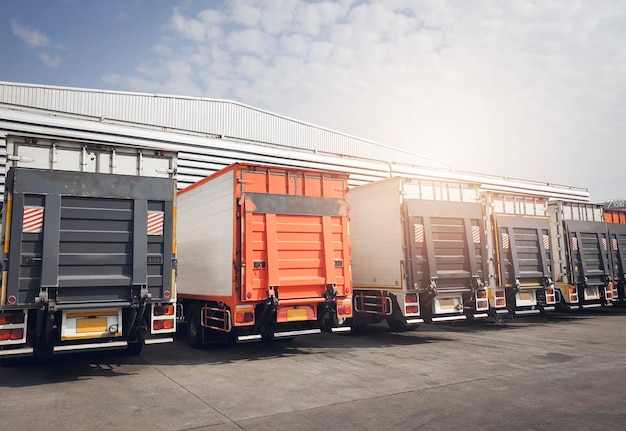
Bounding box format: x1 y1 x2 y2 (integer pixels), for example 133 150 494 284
176 163 352 346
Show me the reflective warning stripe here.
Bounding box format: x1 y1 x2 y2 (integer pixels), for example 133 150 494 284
613 238 618 251
572 237 578 251
414 224 424 243
543 235 550 250
23 206 44 233
602 238 607 251
501 233 510 249
147 211 164 236
471 225 480 244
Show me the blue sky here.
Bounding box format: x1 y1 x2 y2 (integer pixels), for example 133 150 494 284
2 0 626 201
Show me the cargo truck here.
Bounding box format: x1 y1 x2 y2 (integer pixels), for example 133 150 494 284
548 201 618 309
482 193 557 317
349 177 490 330
176 163 352 346
0 135 177 361
604 208 626 304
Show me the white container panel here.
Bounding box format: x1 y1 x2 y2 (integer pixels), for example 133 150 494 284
350 178 406 289
176 170 234 298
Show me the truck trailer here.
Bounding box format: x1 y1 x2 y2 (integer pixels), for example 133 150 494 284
482 193 558 317
176 163 352 346
0 135 177 361
604 208 626 304
548 201 618 309
349 177 491 329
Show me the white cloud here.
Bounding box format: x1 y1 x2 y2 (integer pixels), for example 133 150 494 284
105 0 626 200
229 0 261 27
226 29 276 58
38 53 62 68
170 7 225 41
10 19 49 48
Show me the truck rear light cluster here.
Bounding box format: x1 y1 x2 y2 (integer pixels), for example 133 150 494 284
151 304 176 334
0 311 27 344
235 311 254 323
475 290 489 311
494 290 506 308
545 287 556 304
235 305 255 324
404 293 420 315
568 286 579 303
336 297 353 317
606 282 618 301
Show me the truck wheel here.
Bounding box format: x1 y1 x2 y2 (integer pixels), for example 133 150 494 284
187 305 203 349
386 318 419 332
126 342 143 356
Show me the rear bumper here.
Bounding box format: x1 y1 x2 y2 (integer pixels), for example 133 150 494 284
0 347 34 358
53 337 174 353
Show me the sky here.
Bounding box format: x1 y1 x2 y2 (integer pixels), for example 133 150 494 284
1 0 625 201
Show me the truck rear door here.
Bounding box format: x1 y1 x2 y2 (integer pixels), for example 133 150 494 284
4 168 175 306
239 167 350 307
406 199 487 313
607 222 626 301
565 219 611 302
494 215 553 305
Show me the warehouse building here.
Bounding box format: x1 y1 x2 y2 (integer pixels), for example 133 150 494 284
0 81 588 201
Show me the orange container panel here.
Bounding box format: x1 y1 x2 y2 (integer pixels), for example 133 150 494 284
238 165 350 304
604 209 626 224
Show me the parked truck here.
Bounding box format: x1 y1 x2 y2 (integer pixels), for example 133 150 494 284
482 192 557 317
176 163 352 346
349 177 491 330
548 201 618 309
604 208 626 304
0 135 177 361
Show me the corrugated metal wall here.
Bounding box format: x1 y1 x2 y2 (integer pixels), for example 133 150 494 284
0 81 419 164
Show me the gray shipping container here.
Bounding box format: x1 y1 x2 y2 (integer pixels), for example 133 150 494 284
0 135 177 360
548 201 618 309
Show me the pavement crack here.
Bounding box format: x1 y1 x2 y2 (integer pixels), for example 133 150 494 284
152 366 247 431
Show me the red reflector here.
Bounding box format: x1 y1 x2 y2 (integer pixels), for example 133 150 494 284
7 296 16 305
163 291 171 299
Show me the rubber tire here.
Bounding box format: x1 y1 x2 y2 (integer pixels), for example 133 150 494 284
126 342 143 356
187 305 203 349
386 318 419 332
